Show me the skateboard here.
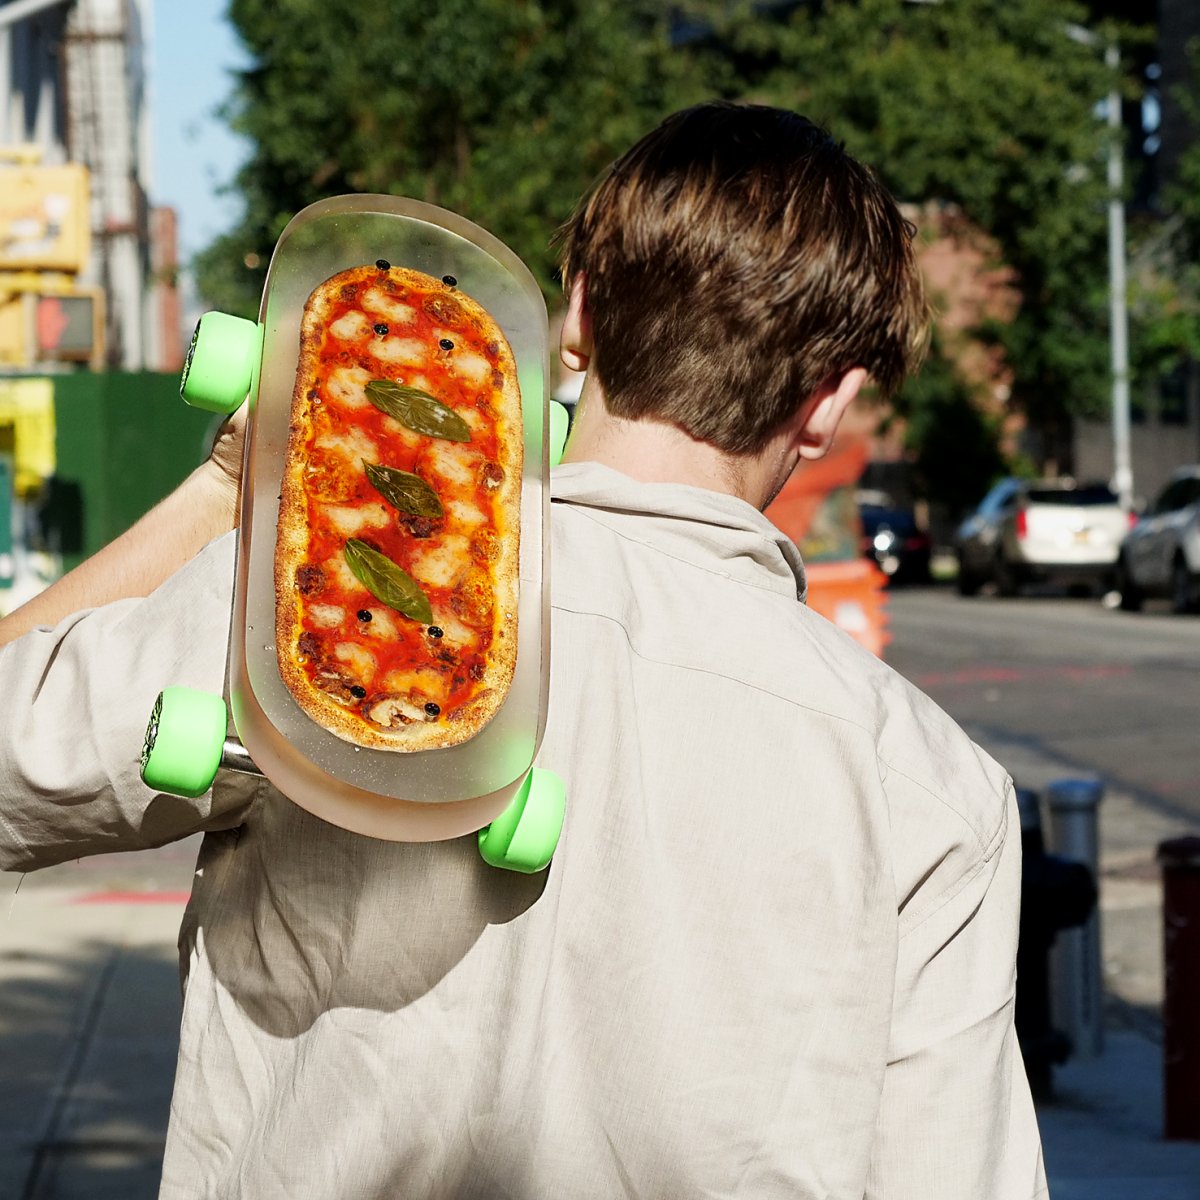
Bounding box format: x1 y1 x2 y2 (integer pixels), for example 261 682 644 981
140 195 570 873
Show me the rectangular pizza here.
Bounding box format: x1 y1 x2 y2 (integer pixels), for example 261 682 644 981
274 262 522 751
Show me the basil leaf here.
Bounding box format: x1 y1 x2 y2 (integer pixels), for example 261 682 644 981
343 539 433 624
366 379 471 442
363 462 443 519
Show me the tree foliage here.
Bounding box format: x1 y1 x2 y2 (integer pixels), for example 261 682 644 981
1127 40 1200 389
694 0 1139 486
195 0 707 315
198 0 1161 503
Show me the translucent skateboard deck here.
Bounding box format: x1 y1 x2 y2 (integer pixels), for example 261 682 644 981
224 196 552 841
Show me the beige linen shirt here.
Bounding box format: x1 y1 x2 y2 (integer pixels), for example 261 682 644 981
0 462 1046 1199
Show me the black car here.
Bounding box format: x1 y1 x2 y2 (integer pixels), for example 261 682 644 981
857 490 932 584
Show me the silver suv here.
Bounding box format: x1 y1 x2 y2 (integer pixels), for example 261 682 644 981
1116 466 1200 613
955 478 1130 597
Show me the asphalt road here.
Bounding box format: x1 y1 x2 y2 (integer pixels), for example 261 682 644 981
883 585 1200 836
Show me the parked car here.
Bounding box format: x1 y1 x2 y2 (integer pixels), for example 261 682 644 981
954 478 1132 597
1115 465 1200 613
856 489 932 584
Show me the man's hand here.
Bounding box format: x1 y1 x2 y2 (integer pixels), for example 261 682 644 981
204 402 249 516
0 403 248 646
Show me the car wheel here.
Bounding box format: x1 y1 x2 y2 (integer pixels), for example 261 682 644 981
995 554 1019 598
1117 556 1143 612
955 555 981 596
1171 557 1198 615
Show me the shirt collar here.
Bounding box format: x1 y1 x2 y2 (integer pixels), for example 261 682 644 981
549 461 808 602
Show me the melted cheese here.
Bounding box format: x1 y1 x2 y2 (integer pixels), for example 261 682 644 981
322 504 390 538
428 610 476 650
459 406 489 435
449 350 492 387
409 534 471 589
360 287 417 325
424 441 483 489
369 337 427 367
333 640 377 679
360 606 401 641
324 365 373 410
444 495 488 531
330 311 371 341
309 604 346 630
379 666 440 697
314 424 379 466
326 552 370 598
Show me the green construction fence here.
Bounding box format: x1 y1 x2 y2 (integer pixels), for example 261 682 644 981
48 372 221 572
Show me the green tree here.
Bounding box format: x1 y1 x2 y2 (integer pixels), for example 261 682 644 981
1128 39 1200 389
198 0 1163 508
696 0 1138 481
195 0 707 315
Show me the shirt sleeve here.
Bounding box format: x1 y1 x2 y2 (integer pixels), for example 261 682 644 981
866 780 1049 1199
0 532 252 873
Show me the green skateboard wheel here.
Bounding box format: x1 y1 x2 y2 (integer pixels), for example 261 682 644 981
180 312 262 414
478 768 566 873
548 399 570 467
140 687 229 798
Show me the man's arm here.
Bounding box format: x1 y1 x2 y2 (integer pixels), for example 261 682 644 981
0 404 245 646
0 530 248 872
867 782 1048 1199
0 406 252 871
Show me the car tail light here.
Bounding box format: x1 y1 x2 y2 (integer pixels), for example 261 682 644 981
1127 510 1138 530
1015 508 1028 539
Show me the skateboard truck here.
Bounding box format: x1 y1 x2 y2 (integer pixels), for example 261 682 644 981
140 196 571 874
141 687 565 874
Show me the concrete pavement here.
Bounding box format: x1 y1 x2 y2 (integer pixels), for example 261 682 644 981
1 754 1199 1199
0 884 183 1199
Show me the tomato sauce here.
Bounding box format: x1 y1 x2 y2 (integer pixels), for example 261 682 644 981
291 276 513 724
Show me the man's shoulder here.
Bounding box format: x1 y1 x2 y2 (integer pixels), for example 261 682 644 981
548 490 1010 845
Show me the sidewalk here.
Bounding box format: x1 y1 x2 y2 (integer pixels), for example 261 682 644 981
0 884 184 1200
1038 1024 1200 1200
2 779 1199 1199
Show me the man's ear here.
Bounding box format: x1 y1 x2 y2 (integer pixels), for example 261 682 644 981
795 367 867 460
559 273 593 373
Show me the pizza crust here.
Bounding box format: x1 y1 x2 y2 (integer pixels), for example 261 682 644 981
274 264 522 752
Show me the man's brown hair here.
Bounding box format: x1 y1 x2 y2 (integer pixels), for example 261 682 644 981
557 102 929 454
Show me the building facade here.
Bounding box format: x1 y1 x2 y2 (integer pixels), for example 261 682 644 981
0 0 179 372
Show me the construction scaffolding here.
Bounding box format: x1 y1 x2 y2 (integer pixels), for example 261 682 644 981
0 0 158 371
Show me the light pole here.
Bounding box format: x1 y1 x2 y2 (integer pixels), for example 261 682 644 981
1104 42 1134 512
1066 24 1134 510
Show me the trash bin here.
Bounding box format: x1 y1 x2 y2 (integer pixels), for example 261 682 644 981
1158 835 1200 1141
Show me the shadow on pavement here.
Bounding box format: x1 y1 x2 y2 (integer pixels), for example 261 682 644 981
0 926 180 1200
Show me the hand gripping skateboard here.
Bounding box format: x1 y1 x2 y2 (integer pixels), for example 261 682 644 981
140 196 570 873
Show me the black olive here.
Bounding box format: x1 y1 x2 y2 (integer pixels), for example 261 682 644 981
424 702 441 716
439 338 454 351
376 258 390 270
442 275 457 287
350 685 367 699
357 610 372 622
427 626 444 639
373 323 389 336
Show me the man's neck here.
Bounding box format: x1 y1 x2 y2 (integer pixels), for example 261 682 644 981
560 380 796 511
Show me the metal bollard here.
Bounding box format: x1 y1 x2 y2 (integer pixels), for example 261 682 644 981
1158 835 1200 1141
1045 779 1105 1060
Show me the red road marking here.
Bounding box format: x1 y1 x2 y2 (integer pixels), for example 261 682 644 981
915 664 1134 687
74 891 192 905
